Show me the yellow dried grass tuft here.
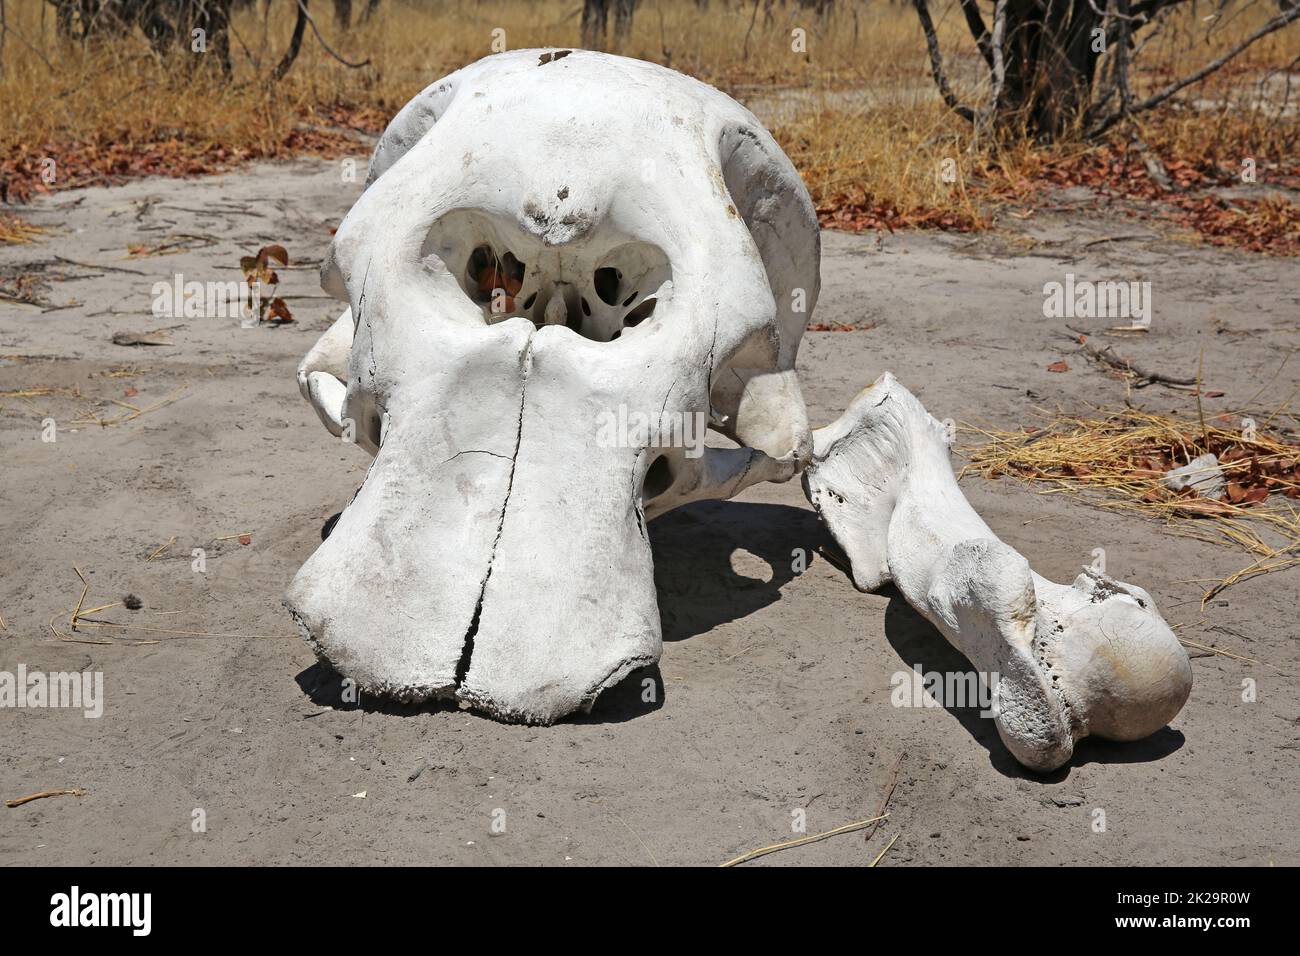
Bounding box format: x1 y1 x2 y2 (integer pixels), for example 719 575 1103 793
963 404 1300 604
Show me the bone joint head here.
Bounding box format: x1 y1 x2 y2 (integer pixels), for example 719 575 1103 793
804 373 1192 772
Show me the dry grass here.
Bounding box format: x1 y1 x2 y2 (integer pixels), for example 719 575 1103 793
962 403 1300 603
772 98 988 231
0 1 1295 235
0 212 43 243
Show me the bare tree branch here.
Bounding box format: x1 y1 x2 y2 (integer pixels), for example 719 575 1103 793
1116 0 1133 112
1088 3 1300 136
1087 0 1148 22
1129 0 1192 24
911 0 976 122
742 0 760 61
272 0 368 81
295 0 370 69
958 0 995 69
981 0 1009 131
272 0 310 80
6 0 56 71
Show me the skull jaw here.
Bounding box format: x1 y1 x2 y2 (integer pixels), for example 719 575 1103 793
286 329 667 724
285 440 662 722
452 443 664 724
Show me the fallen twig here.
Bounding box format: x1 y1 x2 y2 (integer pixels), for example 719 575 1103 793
69 618 264 640
78 601 120 616
6 788 88 808
70 566 90 631
1082 234 1158 247
1065 329 1195 387
147 536 176 561
720 813 889 867
603 806 659 867
1177 638 1266 667
52 256 146 276
70 385 188 426
125 234 219 258
864 752 905 843
869 832 901 867
49 608 111 644
1201 542 1300 609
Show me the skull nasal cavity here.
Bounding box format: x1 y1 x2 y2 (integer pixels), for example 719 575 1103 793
593 267 621 306
467 245 525 307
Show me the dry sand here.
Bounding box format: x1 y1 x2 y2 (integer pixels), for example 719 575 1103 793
0 159 1296 865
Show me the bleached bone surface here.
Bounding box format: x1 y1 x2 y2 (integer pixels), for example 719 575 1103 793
287 50 819 722
803 374 1193 771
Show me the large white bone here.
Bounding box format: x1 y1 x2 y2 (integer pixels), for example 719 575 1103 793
803 373 1193 772
288 50 819 722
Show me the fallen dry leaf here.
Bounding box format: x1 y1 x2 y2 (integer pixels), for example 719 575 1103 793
266 298 294 324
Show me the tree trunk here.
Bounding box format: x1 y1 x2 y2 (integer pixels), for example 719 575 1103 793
996 0 1102 139
612 0 637 47
273 0 309 79
582 0 609 50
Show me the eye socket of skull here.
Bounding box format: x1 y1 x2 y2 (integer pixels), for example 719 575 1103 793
419 212 673 343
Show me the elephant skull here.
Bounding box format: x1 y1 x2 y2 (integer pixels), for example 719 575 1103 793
287 49 819 723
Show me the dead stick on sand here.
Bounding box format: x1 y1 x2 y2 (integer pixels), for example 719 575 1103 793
1082 234 1158 247
720 813 890 867
71 386 189 428
864 752 906 843
49 609 111 644
77 601 120 616
869 832 901 867
1196 346 1209 451
52 256 146 276
1063 329 1196 387
605 807 660 867
1177 638 1277 670
147 536 175 561
6 788 88 808
72 618 263 639
1202 542 1300 608
70 566 90 630
1178 639 1255 664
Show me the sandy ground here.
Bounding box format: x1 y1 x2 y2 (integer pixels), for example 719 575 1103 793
0 159 1297 866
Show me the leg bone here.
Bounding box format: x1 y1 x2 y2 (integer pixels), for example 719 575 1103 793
803 373 1192 772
